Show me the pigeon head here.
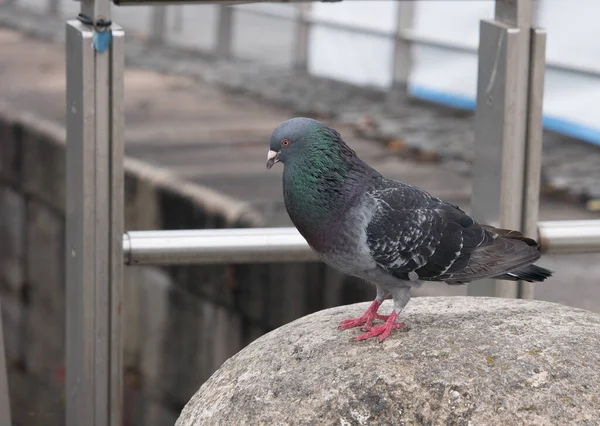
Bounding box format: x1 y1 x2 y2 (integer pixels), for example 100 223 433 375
265 117 379 247
266 117 353 170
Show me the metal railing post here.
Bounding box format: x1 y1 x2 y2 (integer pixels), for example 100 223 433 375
216 4 234 58
65 0 124 424
109 19 125 426
520 27 547 299
293 2 311 71
469 0 535 298
392 0 414 87
48 0 60 16
150 5 167 45
0 301 11 426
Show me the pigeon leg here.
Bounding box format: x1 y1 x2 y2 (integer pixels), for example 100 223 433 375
355 286 410 342
339 287 390 330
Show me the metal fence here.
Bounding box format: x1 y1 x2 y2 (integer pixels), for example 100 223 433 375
6 0 600 83
1 1 600 426
7 0 600 145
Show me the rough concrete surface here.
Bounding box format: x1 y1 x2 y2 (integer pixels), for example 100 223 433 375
177 297 600 426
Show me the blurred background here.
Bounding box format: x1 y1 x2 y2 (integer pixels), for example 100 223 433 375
0 0 599 425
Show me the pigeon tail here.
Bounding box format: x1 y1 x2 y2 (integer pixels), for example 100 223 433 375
492 264 553 282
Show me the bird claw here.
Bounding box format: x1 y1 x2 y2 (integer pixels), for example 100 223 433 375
339 313 390 330
355 322 405 343
339 299 390 330
354 312 405 342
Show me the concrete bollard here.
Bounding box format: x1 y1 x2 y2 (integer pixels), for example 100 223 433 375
176 297 600 425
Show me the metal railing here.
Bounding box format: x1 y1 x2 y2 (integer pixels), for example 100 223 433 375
122 221 600 266
0 1 599 426
6 0 600 81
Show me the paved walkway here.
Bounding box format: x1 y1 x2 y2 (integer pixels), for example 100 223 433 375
1 27 599 313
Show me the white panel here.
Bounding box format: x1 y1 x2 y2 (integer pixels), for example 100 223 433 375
235 2 296 19
111 5 152 35
61 0 80 17
543 69 600 136
232 7 295 68
308 26 395 89
311 0 398 34
14 0 47 13
409 45 479 104
407 0 600 144
408 0 494 103
165 5 217 51
536 0 600 72
412 0 494 48
307 0 397 88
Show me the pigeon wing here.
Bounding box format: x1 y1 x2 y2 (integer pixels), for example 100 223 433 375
365 182 542 284
366 181 528 284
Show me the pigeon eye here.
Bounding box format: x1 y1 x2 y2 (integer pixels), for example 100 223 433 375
281 139 291 147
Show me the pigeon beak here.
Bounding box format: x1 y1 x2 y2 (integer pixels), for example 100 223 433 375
266 150 280 170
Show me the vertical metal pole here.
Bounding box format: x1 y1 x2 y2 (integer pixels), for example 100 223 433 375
392 0 415 87
66 0 124 424
520 28 547 299
0 302 11 426
48 0 60 16
150 5 167 45
216 5 233 59
109 23 125 426
293 2 310 71
66 19 95 425
469 0 533 298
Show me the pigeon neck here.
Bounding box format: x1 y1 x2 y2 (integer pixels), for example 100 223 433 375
282 153 372 248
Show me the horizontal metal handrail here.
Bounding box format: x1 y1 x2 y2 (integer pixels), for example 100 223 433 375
229 5 600 78
123 219 600 265
123 227 320 265
537 219 600 254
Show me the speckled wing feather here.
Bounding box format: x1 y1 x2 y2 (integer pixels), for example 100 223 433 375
364 180 542 284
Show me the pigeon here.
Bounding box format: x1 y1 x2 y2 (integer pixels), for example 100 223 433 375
266 117 553 342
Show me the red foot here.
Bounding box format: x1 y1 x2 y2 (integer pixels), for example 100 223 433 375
339 299 389 330
355 311 405 342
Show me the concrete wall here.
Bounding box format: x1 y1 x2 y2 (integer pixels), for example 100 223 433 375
0 109 372 425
